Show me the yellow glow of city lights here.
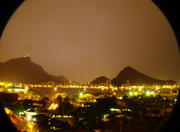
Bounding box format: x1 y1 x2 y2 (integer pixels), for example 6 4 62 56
5 108 10 114
134 92 138 96
129 91 133 96
146 91 151 96
138 87 142 91
54 87 57 91
0 82 5 85
151 91 155 95
48 103 59 110
79 92 84 97
118 96 123 100
27 114 32 121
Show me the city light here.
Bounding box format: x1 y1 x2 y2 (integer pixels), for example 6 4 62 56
54 87 57 91
79 92 84 97
48 103 59 110
1 80 179 132
110 108 120 112
129 91 133 96
146 91 151 96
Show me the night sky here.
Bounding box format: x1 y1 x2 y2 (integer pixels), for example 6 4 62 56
0 0 180 83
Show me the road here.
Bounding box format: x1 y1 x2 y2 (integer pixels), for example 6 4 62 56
5 108 36 132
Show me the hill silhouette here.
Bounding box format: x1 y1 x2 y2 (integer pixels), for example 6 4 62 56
90 76 110 85
0 57 68 84
111 66 176 86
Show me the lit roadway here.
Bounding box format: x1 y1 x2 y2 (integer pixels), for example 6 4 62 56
5 108 35 132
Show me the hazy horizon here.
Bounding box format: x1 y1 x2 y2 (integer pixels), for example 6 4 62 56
0 55 179 84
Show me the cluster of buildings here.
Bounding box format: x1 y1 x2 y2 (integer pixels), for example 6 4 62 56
0 81 179 131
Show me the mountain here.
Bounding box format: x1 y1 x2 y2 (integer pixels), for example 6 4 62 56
0 57 68 84
111 66 176 86
90 76 111 85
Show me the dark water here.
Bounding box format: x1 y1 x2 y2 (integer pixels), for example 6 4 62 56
30 87 102 96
